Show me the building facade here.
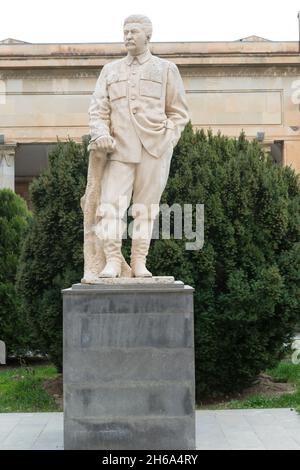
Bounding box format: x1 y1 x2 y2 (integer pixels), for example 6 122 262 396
0 37 300 202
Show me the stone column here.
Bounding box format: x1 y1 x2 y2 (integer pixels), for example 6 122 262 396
284 140 300 174
63 279 196 450
0 341 6 365
0 144 16 191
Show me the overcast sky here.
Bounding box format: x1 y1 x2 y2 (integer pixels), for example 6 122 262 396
1 0 300 43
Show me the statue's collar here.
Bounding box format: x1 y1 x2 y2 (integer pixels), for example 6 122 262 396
126 49 152 65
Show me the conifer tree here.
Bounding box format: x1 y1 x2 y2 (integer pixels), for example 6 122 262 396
17 129 300 397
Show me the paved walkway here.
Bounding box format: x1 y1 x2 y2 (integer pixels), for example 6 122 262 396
0 409 299 450
0 412 63 450
197 409 300 450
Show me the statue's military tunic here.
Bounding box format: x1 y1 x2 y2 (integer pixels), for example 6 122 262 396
89 49 189 162
88 49 189 235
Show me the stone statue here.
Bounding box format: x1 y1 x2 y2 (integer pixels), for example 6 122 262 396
81 14 189 282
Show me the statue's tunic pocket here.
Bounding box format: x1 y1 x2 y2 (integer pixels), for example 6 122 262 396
140 71 162 99
107 72 128 101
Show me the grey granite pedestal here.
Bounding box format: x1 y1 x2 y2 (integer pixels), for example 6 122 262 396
63 278 195 450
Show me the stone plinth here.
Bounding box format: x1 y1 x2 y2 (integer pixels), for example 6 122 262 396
63 279 195 450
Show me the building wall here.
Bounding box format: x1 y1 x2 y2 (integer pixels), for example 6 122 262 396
0 68 94 143
0 40 299 200
1 65 300 148
183 65 300 169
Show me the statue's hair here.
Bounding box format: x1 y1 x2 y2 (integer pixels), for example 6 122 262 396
123 15 153 40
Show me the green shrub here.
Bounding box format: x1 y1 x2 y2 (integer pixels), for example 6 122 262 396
148 124 300 399
17 127 300 399
0 189 31 355
17 140 88 370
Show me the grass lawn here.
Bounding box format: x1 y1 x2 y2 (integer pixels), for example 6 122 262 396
1 361 299 414
0 365 62 413
198 361 300 411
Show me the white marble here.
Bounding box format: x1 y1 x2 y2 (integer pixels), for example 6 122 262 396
81 276 175 285
81 15 189 281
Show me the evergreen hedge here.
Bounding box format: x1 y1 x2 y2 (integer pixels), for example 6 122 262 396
17 141 88 370
17 127 300 397
0 189 31 356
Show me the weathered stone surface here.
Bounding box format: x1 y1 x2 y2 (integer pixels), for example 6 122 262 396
63 281 195 450
64 382 194 418
81 14 189 282
64 348 195 384
64 311 193 349
63 285 194 315
64 416 195 450
79 276 176 286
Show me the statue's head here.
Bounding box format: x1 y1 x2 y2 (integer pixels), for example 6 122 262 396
123 14 152 55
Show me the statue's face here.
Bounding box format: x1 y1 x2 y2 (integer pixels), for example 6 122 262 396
124 22 148 55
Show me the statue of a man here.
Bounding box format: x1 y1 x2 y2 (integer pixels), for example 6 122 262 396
82 14 189 281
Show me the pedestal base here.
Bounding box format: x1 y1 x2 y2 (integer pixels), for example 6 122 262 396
63 279 195 450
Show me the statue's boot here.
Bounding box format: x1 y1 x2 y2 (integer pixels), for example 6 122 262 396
82 232 131 281
99 239 122 278
130 238 152 278
130 218 153 277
